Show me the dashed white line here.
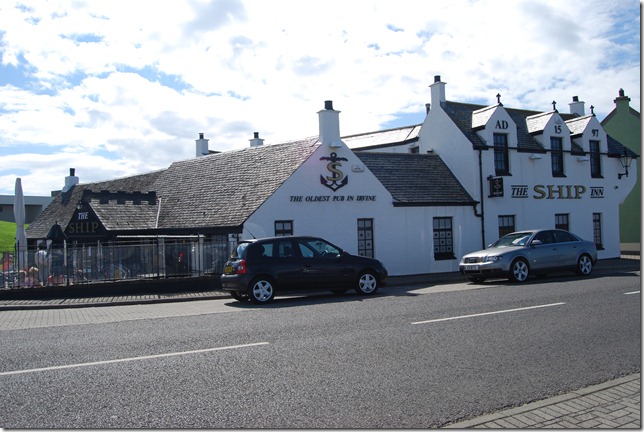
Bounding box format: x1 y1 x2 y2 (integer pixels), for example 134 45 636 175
624 291 640 295
0 342 269 377
411 302 566 325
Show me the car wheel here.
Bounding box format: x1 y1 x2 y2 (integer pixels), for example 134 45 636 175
230 291 248 302
509 258 530 283
468 276 486 283
576 254 593 276
355 271 379 295
248 277 275 304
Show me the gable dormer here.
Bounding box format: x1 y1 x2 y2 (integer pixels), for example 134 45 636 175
526 106 573 177
566 114 607 153
472 98 518 150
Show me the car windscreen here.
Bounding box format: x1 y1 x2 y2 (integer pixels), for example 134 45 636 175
491 232 532 248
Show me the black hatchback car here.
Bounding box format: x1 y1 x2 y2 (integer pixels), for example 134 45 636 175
221 236 388 304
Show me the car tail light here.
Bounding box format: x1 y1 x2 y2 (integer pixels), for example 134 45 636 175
236 259 247 274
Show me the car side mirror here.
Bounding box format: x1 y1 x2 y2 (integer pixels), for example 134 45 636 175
531 239 543 246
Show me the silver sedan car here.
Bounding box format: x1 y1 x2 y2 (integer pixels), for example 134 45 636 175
459 229 598 283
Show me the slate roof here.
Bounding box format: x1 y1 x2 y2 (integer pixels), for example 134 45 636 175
87 190 159 231
342 124 421 150
153 137 320 230
27 171 164 239
355 152 476 207
471 104 499 130
566 115 593 137
27 138 321 239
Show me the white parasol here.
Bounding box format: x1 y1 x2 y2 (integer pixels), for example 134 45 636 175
13 177 28 271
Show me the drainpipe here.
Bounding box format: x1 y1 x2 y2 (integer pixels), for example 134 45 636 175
478 149 486 249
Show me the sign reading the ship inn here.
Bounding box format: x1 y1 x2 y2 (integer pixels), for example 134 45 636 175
510 184 604 199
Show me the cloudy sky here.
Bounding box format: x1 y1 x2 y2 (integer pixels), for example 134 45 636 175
0 0 640 195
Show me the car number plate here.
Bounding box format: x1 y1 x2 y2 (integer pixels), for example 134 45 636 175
223 265 233 274
465 265 479 271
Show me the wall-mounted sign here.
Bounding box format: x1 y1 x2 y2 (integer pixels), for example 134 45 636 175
510 184 604 200
489 177 504 197
290 195 376 203
320 152 348 192
66 209 106 236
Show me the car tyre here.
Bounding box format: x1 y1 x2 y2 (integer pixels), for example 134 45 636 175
509 258 530 283
248 277 275 304
576 254 593 276
468 276 486 284
355 271 379 295
230 291 248 302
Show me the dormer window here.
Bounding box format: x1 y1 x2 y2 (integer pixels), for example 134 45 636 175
493 133 510 175
550 137 565 177
589 140 602 178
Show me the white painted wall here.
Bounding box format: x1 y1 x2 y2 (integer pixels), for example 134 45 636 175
246 140 481 276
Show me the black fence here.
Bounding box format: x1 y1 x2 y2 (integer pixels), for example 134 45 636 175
1 235 236 290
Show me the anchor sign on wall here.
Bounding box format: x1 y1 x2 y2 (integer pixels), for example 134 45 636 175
320 152 348 192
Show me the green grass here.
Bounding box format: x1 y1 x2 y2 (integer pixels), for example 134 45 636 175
0 220 28 252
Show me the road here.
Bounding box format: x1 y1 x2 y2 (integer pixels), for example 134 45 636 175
0 271 640 428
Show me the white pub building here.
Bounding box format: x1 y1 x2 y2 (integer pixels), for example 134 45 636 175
28 76 637 277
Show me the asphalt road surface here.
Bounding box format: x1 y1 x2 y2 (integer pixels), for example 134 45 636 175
0 271 640 428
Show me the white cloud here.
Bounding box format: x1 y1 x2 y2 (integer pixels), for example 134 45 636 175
0 0 640 195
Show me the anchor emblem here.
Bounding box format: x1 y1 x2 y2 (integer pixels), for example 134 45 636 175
320 152 349 192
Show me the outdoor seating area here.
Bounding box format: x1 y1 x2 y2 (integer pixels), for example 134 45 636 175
1 237 232 291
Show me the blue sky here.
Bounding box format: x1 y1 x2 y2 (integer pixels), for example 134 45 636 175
0 0 640 195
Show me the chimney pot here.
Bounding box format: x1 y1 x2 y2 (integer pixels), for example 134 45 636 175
434 75 441 83
324 100 334 110
199 132 204 139
619 88 625 97
70 168 75 176
254 132 259 138
425 103 431 114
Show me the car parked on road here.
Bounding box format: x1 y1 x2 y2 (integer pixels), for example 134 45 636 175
221 236 388 304
459 229 597 283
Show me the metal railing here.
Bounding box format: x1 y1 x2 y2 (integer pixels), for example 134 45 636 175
1 235 235 290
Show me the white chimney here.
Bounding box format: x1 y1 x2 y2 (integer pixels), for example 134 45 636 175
249 132 264 147
429 75 446 109
63 168 79 192
318 100 342 147
196 133 209 157
569 96 585 116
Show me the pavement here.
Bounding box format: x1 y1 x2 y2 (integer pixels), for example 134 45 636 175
0 256 640 428
444 373 641 428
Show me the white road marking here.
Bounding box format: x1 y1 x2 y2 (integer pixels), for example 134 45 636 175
411 302 566 325
0 342 269 377
624 291 640 295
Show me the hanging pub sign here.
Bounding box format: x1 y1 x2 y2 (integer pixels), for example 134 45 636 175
489 176 504 198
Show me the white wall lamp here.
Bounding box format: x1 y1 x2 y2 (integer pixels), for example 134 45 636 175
618 149 634 179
